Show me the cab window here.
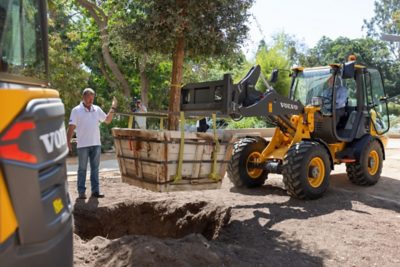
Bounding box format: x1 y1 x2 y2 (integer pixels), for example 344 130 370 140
0 0 46 80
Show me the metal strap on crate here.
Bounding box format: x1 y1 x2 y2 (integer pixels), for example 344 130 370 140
208 113 221 181
128 115 134 128
173 111 185 182
160 118 164 130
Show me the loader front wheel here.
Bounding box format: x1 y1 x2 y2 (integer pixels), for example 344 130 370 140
346 138 383 186
282 141 331 199
227 137 268 188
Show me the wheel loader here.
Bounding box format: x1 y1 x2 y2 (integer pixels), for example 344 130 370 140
0 0 73 266
180 56 390 199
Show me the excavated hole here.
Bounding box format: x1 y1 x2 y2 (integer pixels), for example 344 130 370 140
74 200 231 241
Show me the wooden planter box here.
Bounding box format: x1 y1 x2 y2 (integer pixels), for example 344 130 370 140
112 128 235 192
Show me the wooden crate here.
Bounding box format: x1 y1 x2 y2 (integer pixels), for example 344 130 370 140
112 128 235 192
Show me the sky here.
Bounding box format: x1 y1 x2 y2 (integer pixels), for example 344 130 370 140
244 0 377 58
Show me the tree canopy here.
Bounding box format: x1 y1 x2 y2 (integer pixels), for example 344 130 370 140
363 0 400 97
118 0 254 57
117 0 255 129
364 0 400 60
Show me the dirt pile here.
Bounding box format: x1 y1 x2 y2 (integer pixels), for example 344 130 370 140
73 195 232 266
74 199 230 240
76 234 243 267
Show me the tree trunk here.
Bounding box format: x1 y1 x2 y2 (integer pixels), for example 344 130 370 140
138 55 149 107
139 71 149 107
75 0 131 98
168 36 185 130
99 28 131 97
99 55 118 89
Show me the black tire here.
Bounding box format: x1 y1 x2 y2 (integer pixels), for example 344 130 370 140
282 141 331 200
346 138 383 186
227 137 268 188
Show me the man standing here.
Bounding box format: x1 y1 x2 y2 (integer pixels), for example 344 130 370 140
67 88 117 199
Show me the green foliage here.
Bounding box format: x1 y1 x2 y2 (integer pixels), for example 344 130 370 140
145 59 172 110
48 0 89 124
118 0 254 58
362 0 400 98
388 102 400 116
388 101 400 132
184 54 246 84
271 32 308 66
364 0 400 60
100 115 129 152
302 37 390 66
226 117 269 129
72 13 130 105
255 33 292 97
116 0 255 126
49 0 254 130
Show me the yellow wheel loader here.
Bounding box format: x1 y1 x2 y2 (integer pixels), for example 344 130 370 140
180 56 389 199
0 0 73 266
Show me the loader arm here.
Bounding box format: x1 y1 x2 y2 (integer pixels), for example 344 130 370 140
180 65 304 136
236 88 304 136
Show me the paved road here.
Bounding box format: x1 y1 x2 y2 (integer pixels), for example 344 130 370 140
67 159 119 175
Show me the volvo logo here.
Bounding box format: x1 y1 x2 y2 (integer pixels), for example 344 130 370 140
280 102 299 110
40 125 67 153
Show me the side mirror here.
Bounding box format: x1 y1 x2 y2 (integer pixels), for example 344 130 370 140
342 61 355 79
270 69 279 83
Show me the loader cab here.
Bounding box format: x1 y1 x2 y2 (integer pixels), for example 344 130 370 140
0 0 48 85
290 62 389 144
0 1 73 266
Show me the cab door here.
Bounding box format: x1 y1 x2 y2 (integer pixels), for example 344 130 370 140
365 68 390 134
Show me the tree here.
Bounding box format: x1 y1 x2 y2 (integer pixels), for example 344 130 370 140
271 32 308 67
74 0 132 98
364 0 400 60
304 37 390 66
254 34 296 97
363 0 400 98
48 0 89 123
119 0 255 129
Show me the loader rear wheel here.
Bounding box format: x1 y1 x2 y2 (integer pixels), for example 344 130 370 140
346 139 383 185
282 141 331 200
227 137 268 188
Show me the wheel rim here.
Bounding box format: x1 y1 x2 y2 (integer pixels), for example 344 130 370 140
307 157 325 188
368 150 379 175
246 151 263 179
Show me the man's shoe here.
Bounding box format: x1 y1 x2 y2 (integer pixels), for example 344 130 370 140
91 192 105 198
78 193 87 199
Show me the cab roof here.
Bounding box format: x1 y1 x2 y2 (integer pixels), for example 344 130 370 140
292 63 366 72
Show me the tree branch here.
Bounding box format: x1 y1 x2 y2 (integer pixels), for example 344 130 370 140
75 0 131 97
75 0 107 26
98 54 117 89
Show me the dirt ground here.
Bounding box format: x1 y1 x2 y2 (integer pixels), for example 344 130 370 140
70 140 400 267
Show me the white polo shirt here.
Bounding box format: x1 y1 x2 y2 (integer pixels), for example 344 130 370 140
69 102 107 148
